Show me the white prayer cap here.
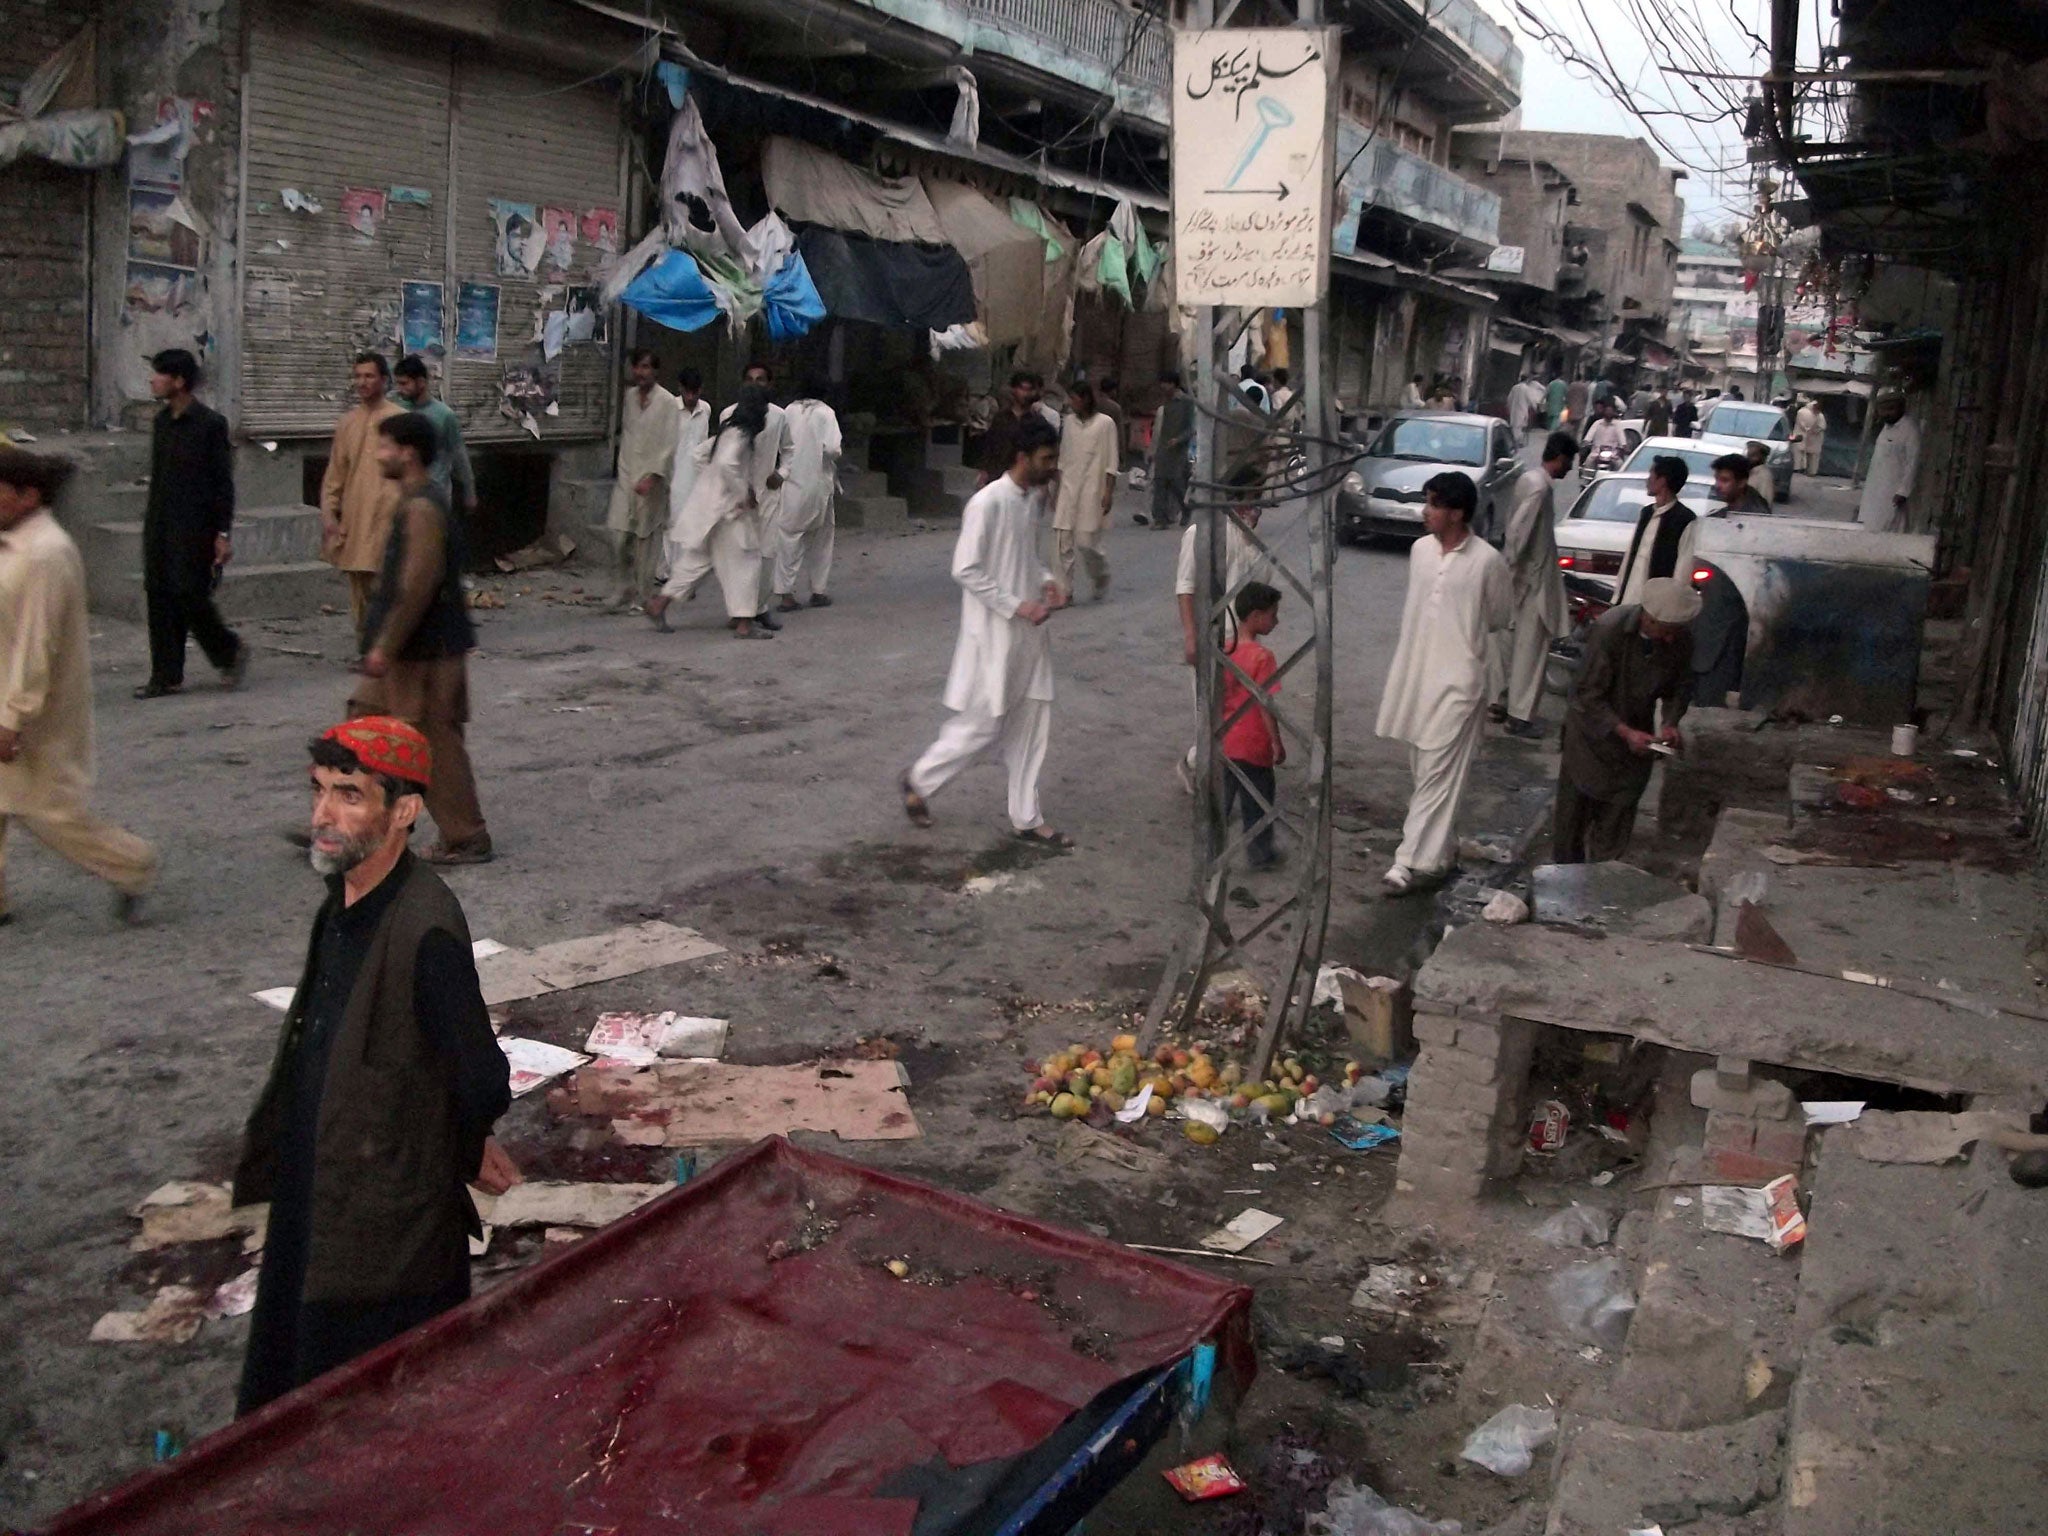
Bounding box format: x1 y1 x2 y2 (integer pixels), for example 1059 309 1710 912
1641 577 1703 626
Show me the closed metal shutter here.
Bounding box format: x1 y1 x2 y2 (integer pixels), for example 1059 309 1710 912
447 52 623 443
241 3 454 436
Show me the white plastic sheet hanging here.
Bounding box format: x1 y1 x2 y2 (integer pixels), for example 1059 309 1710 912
946 65 980 149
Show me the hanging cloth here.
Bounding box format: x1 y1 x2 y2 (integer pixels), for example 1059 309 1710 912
1007 199 1067 262
763 252 827 341
761 137 949 244
795 226 977 330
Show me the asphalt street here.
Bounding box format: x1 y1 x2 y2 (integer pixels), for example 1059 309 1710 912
0 486 1561 1520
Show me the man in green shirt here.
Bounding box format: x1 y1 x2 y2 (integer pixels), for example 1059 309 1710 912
393 355 477 513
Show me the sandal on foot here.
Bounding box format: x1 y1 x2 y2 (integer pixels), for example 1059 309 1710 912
901 774 932 828
1014 825 1074 849
643 600 672 633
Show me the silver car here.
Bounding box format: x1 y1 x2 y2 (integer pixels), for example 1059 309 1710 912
1694 400 1793 502
1338 412 1522 545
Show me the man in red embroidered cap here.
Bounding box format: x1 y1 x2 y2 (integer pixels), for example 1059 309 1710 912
232 717 519 1415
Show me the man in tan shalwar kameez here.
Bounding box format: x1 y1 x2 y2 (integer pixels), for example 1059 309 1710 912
320 354 403 635
0 449 157 924
607 349 678 609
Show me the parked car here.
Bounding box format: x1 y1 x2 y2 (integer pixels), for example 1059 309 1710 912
1339 412 1521 545
1617 435 1734 495
1694 399 1794 501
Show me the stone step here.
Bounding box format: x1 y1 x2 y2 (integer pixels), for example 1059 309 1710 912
894 463 979 520
837 493 909 533
842 469 891 498
236 441 308 506
549 475 613 547
87 505 325 589
92 560 341 623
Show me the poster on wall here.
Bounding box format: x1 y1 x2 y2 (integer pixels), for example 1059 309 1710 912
579 207 619 255
490 199 543 277
127 96 208 188
124 262 198 317
342 188 387 242
455 281 500 361
127 187 201 268
540 207 576 273
565 285 607 346
401 280 445 358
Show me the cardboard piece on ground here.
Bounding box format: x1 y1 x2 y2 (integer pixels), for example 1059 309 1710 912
557 1059 920 1144
130 1183 268 1252
259 938 509 1010
527 921 725 991
476 950 556 1008
471 1180 668 1230
583 1011 729 1066
91 1287 207 1344
499 1037 590 1097
1200 1208 1284 1253
1852 1109 2016 1164
1700 1184 1774 1241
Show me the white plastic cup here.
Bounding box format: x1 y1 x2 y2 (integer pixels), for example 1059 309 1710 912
1892 723 1919 757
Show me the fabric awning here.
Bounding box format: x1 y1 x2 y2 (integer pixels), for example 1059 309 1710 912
762 136 948 245
795 226 977 331
923 177 1043 346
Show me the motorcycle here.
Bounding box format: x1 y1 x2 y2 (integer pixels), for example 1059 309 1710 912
1578 443 1624 486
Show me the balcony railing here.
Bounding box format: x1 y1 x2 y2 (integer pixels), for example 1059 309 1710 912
1401 0 1523 94
1337 128 1501 248
954 0 1170 113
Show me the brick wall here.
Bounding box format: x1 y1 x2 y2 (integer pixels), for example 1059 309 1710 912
0 6 90 432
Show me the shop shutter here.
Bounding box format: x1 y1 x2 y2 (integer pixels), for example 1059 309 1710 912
240 3 454 436
446 52 624 443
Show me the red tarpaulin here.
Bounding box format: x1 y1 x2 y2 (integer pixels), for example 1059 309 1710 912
46 1137 1253 1536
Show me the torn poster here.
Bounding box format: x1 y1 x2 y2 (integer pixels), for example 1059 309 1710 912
127 97 201 187
281 187 322 214
540 206 576 273
499 364 557 436
454 281 499 361
490 199 542 277
579 207 619 254
400 279 445 358
127 188 201 269
123 263 197 318
388 185 432 207
341 187 387 242
565 284 606 344
541 309 567 360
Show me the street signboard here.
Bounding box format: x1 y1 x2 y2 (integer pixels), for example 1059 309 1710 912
1485 244 1526 274
1171 27 1338 308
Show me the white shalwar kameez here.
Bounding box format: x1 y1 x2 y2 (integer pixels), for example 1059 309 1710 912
1375 532 1512 877
723 400 792 606
663 396 712 575
660 426 763 619
1499 467 1568 723
772 400 842 600
909 474 1056 832
1857 414 1920 533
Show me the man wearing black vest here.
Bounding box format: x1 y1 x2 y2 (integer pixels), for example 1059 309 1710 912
349 411 493 865
234 715 517 1415
1613 455 1700 608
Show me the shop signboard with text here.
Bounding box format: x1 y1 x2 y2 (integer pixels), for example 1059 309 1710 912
1171 27 1338 309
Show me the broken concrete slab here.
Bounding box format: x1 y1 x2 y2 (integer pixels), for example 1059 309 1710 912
1545 1410 1783 1536
1848 1108 2021 1164
1530 861 1692 932
1785 1130 2048 1536
553 1059 922 1144
1414 923 2048 1100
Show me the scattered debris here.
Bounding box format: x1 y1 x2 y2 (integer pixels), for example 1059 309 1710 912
1328 1114 1400 1151
1803 1100 1865 1125
205 1268 260 1320
470 1181 668 1230
1733 900 1799 964
91 1288 206 1345
1163 1453 1248 1501
582 1011 729 1065
129 1183 266 1253
1459 1403 1558 1476
1481 889 1529 924
1534 1203 1616 1248
1055 1120 1168 1172
1199 1207 1284 1253
498 1036 590 1097
1309 1477 1460 1535
1549 1257 1636 1348
1528 1098 1571 1153
492 531 576 573
555 1059 920 1144
1700 1177 1803 1249
1350 1264 1431 1315
1123 1242 1277 1266
1853 1108 2021 1164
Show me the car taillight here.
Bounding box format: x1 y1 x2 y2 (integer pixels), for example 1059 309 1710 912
1691 566 1712 584
1557 554 1576 568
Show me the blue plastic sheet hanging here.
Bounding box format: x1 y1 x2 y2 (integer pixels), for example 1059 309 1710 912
762 251 825 341
618 249 724 334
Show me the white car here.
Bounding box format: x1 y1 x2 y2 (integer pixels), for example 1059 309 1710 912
1553 471 1712 598
1618 436 1739 498
1693 400 1794 502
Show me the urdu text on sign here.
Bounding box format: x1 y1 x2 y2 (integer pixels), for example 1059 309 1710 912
1171 27 1337 309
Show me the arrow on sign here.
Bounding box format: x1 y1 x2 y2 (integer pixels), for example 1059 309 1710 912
1205 181 1291 200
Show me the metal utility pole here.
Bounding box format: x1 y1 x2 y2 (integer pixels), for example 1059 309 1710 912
1143 1 1339 1084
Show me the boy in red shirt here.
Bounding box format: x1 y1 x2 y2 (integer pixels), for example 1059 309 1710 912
1220 581 1284 868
